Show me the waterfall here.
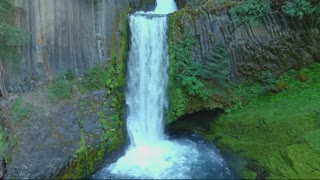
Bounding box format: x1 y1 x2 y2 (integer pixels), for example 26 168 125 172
126 13 169 146
94 1 233 179
125 0 177 147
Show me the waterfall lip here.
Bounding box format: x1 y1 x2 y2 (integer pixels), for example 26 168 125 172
132 12 168 18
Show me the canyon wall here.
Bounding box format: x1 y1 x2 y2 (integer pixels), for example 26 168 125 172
1 0 155 97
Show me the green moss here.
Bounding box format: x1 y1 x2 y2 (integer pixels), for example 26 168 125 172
303 129 320 152
57 145 107 179
205 63 320 179
58 129 125 179
56 110 125 179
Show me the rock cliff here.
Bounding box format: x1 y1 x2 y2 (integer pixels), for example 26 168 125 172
1 89 119 178
170 4 320 82
1 0 155 97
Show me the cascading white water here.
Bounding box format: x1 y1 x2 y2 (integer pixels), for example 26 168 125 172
94 0 233 179
125 0 177 147
126 14 169 146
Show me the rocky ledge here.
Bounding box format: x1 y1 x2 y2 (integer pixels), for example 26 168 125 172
0 89 123 179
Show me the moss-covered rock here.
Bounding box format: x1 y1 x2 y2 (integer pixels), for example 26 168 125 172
202 63 320 179
57 125 125 179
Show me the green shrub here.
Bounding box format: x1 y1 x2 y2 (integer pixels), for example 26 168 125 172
65 70 75 81
173 31 210 100
227 71 276 112
168 87 187 121
259 70 276 92
49 73 73 100
282 0 320 25
78 64 107 93
230 0 272 25
201 43 230 87
282 0 314 19
0 0 30 62
11 97 31 122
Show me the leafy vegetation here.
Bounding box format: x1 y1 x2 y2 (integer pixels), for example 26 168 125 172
282 0 320 25
227 0 319 26
105 10 128 121
48 72 74 100
98 110 123 154
0 0 30 62
201 43 230 87
11 97 31 123
226 70 276 113
48 64 108 99
98 9 129 151
78 64 107 93
168 28 210 121
168 15 232 121
229 0 272 25
282 0 314 19
0 0 30 97
172 31 210 100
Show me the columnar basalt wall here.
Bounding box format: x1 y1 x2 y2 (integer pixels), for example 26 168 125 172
1 0 155 96
170 7 320 82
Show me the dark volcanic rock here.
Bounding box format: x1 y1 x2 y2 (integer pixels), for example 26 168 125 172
4 90 108 179
0 0 155 97
170 7 320 82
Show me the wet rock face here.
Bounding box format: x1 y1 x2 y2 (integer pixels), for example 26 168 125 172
2 0 155 96
3 90 108 179
171 8 320 82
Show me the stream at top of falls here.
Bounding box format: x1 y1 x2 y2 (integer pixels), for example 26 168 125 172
93 0 234 179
